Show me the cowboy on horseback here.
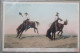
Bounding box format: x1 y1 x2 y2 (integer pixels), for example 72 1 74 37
54 12 63 31
46 12 68 40
23 12 32 31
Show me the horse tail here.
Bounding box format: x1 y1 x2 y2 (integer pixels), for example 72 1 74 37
46 29 51 37
46 28 52 40
35 21 40 26
64 19 68 25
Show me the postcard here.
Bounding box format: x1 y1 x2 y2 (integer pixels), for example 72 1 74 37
2 2 79 52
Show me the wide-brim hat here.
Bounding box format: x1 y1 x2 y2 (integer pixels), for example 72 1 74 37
25 12 28 16
56 12 59 16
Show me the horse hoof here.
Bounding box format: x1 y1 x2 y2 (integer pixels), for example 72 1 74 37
19 37 22 39
51 39 53 40
19 37 21 39
50 38 53 40
59 35 62 39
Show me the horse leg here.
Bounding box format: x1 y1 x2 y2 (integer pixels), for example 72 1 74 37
57 31 60 36
60 31 63 37
53 33 55 40
16 30 20 38
18 30 22 38
19 29 25 39
34 27 38 34
36 28 38 34
19 31 23 38
34 28 36 33
19 32 22 38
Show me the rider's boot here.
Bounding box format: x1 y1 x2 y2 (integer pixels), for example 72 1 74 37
56 27 58 31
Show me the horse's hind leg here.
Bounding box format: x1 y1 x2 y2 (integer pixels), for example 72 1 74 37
34 27 38 34
36 28 39 34
16 30 19 38
34 28 36 33
60 31 63 38
61 31 63 36
19 32 22 38
36 28 38 34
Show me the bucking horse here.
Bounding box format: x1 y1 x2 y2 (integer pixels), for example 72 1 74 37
46 19 68 40
16 19 40 38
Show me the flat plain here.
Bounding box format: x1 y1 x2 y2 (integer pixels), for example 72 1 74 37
4 34 77 48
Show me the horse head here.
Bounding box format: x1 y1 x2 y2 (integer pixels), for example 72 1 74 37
64 19 68 25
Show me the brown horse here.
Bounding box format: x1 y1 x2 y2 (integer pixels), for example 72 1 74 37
46 20 68 40
16 21 40 38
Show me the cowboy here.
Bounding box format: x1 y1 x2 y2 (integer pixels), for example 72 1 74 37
54 12 63 31
24 12 31 31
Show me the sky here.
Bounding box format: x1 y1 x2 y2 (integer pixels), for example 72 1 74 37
4 2 79 35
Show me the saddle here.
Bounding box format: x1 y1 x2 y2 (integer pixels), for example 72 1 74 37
58 23 62 27
26 21 33 28
29 22 33 25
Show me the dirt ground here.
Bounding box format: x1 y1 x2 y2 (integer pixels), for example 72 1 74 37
4 34 78 48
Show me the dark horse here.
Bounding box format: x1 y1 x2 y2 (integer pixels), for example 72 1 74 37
46 20 68 40
16 20 39 38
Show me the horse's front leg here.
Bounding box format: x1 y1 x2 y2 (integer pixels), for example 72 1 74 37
53 33 55 40
60 31 63 37
57 31 60 36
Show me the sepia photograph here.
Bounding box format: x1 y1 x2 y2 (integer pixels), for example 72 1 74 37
2 2 79 52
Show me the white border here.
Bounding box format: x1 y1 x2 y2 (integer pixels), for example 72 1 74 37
2 2 79 52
